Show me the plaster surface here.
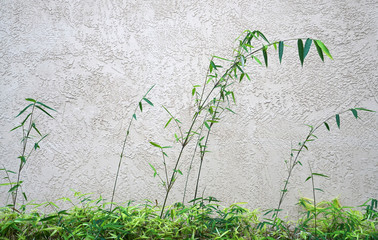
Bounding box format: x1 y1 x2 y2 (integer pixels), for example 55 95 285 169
1 0 377 216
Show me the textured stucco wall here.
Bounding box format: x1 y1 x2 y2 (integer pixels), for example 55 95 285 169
1 0 377 215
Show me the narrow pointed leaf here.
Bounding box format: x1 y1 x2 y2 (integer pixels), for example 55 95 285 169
354 107 375 112
25 98 36 103
10 125 23 132
36 102 56 112
314 40 333 60
139 102 143 112
252 55 262 65
312 173 329 178
32 123 42 136
204 121 210 130
15 103 33 118
336 114 340 129
324 122 330 131
149 141 162 149
262 46 268 67
351 109 358 119
305 176 312 182
164 117 173 128
143 98 154 106
303 38 312 59
314 40 324 62
278 41 284 63
132 114 137 120
297 39 304 66
35 105 54 118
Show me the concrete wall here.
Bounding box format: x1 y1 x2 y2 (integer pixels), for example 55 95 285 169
1 0 377 215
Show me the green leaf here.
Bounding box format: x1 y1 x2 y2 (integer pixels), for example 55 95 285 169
164 117 172 128
132 114 137 120
192 88 196 96
297 39 304 66
149 141 162 149
32 123 42 136
204 121 210 130
10 124 23 132
245 72 251 81
148 163 157 177
15 103 33 118
8 182 22 193
22 192 28 201
25 98 36 103
139 102 143 112
210 60 217 73
324 122 330 131
262 46 268 67
18 156 26 164
278 41 284 64
36 101 56 112
143 98 153 106
305 176 312 182
336 114 340 129
312 173 329 178
256 31 269 43
350 109 358 119
213 55 233 62
314 188 324 192
0 182 18 186
314 40 333 60
175 169 183 175
35 105 54 118
354 107 375 112
34 143 40 150
303 38 312 59
252 55 262 65
225 108 235 114
314 40 324 62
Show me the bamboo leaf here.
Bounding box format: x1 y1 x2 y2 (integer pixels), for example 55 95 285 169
204 121 211 130
314 40 324 62
324 122 330 131
35 105 54 118
351 109 358 119
32 123 42 136
303 38 312 59
148 163 157 177
298 39 304 66
25 98 36 103
10 124 23 132
139 102 143 112
143 98 154 106
133 114 137 120
354 107 375 112
15 103 33 118
262 46 268 67
278 41 284 64
315 188 324 192
164 117 173 128
305 176 312 182
314 40 333 60
312 173 329 178
213 55 233 62
149 141 162 149
36 101 56 112
336 114 340 129
252 55 262 65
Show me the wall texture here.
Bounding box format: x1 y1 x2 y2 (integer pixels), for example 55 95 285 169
1 0 377 216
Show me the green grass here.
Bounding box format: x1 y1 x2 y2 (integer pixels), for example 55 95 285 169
0 193 376 239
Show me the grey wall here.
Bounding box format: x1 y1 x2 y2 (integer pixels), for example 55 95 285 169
1 0 377 215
